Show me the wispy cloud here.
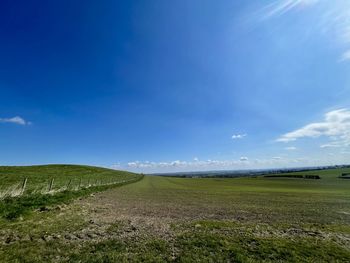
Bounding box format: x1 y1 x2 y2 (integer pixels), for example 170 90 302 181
277 108 350 146
261 0 350 62
232 133 247 139
340 50 350 62
0 116 30 125
285 146 297 150
320 144 341 149
263 0 318 19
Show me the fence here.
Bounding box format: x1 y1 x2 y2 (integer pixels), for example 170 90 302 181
0 176 140 200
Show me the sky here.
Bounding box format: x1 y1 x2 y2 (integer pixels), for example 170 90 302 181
1 0 350 173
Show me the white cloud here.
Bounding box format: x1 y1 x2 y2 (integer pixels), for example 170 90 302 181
277 109 350 147
232 133 247 139
124 157 253 171
127 162 138 167
0 116 30 125
320 144 340 149
285 146 297 150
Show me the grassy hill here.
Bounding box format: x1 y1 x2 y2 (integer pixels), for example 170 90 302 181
0 165 142 220
0 164 140 197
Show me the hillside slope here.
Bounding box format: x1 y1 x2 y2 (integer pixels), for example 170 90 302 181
0 164 140 196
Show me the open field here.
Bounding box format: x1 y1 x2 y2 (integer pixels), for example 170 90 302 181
0 167 349 262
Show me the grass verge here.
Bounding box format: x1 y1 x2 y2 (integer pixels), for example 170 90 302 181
0 173 143 220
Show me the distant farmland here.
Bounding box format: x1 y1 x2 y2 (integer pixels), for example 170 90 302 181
153 165 350 178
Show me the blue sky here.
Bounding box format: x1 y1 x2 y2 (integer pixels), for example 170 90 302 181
1 0 350 172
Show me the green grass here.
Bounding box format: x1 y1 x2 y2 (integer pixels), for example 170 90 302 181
111 169 350 225
0 164 140 195
175 227 350 262
0 167 349 262
0 165 142 220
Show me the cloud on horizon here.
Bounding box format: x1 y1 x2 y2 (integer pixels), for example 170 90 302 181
118 156 322 173
125 157 253 171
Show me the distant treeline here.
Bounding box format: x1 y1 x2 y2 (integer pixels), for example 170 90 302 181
169 174 258 179
264 174 321 179
340 173 350 179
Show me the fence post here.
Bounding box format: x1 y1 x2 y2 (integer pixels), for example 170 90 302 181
48 178 54 192
67 179 72 189
21 178 28 195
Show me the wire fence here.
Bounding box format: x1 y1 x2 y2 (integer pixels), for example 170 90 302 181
0 176 140 200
